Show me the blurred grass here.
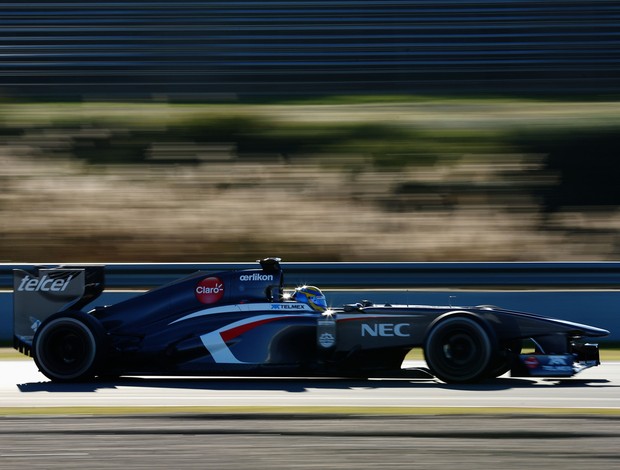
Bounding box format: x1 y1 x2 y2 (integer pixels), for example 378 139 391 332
0 109 491 168
2 98 619 169
2 99 618 172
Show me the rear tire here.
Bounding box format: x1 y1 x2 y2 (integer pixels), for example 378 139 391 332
424 315 495 384
33 312 104 382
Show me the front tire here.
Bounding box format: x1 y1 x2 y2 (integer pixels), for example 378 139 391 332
33 312 104 382
424 315 495 384
486 339 522 379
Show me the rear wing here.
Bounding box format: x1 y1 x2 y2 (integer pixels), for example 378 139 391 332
13 266 104 356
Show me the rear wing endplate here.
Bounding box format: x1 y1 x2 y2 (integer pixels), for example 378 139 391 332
13 266 104 355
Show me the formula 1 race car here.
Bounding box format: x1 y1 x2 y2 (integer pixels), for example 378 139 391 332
13 258 609 384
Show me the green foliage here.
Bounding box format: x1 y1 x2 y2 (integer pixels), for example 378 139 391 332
1 101 619 177
0 111 455 167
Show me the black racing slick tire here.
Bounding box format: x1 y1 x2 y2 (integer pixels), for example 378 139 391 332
486 339 522 379
423 315 495 384
33 311 105 382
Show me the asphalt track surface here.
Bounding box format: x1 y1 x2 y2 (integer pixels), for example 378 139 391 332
1 414 620 469
3 360 620 411
2 360 620 469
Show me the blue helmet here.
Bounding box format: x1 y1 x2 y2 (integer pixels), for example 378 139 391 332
292 285 327 312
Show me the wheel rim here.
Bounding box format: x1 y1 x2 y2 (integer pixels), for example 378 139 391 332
35 318 97 380
441 332 480 366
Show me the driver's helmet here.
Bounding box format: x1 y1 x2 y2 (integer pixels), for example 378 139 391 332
292 285 327 312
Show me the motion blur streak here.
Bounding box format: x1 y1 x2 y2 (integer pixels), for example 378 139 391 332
1 101 619 263
1 1 619 97
1 1 619 262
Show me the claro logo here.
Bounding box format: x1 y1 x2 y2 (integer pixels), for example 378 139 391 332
361 323 411 337
17 274 73 292
195 277 225 304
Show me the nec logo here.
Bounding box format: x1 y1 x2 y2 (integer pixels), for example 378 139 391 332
361 323 411 337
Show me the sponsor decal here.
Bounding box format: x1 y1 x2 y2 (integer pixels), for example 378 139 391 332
17 274 73 292
361 323 411 337
318 332 336 348
519 354 574 376
542 355 572 373
547 355 567 366
30 317 41 332
195 277 225 304
542 365 573 373
271 303 307 310
170 303 317 325
524 356 539 369
239 273 274 282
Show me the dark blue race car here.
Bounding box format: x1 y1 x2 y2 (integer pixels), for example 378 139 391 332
13 258 609 384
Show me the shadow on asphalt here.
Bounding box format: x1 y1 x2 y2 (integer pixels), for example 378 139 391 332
16 374 613 394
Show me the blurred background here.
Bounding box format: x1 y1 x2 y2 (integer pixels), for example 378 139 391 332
1 0 620 263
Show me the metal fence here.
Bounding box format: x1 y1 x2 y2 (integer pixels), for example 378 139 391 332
2 0 619 98
3 262 620 290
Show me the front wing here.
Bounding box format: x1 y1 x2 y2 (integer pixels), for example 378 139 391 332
511 343 601 378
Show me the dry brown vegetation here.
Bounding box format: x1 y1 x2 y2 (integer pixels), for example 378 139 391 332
1 100 619 263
